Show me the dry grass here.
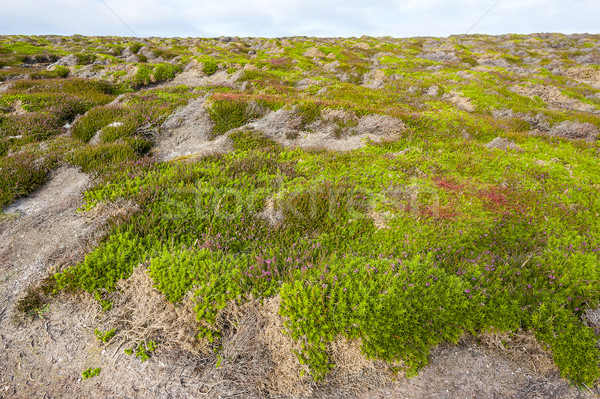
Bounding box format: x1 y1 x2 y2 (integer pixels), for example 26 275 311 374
478 328 558 377
103 265 205 355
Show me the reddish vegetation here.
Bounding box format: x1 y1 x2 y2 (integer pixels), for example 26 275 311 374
482 187 509 206
435 177 464 192
422 204 459 220
478 186 531 215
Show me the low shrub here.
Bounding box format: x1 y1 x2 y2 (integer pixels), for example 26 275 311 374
0 151 48 208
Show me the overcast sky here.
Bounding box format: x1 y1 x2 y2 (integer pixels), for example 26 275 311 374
1 0 599 38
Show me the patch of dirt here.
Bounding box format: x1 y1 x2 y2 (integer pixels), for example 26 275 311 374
362 69 386 89
547 121 599 142
485 137 523 151
156 100 405 160
511 84 595 112
0 167 92 321
73 63 138 83
104 265 204 355
0 81 11 93
360 337 591 399
444 90 476 112
153 95 232 161
565 66 600 88
157 60 243 88
249 108 405 151
246 107 303 140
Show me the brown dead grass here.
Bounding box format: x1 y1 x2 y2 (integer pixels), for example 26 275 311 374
478 328 558 377
103 264 204 355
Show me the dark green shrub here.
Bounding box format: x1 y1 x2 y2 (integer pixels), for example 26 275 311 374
0 151 48 208
66 141 136 173
208 99 262 138
130 63 180 86
152 63 179 82
75 53 96 65
71 106 127 142
296 102 322 127
202 59 218 76
129 43 143 54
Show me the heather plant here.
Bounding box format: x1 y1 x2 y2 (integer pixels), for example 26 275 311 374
0 151 48 208
208 98 263 138
130 63 181 87
201 58 219 76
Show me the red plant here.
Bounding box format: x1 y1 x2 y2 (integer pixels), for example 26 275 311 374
435 177 464 192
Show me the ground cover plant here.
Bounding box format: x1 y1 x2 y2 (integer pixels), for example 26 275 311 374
2 33 600 396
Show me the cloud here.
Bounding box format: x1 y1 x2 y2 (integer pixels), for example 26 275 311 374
0 0 598 37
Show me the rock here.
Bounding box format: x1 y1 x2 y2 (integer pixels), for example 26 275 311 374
121 47 133 58
125 55 140 63
93 58 110 66
184 59 202 71
324 61 340 72
485 137 522 151
281 39 294 48
303 47 326 58
139 46 157 61
54 54 78 67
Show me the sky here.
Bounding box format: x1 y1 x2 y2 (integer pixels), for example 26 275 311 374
1 0 599 38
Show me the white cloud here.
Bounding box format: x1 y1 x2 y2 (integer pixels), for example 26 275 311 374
0 0 598 37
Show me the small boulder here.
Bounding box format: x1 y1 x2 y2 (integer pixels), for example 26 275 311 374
54 54 78 67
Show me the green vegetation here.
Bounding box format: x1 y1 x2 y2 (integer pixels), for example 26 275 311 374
124 340 158 362
208 97 263 137
81 367 101 380
95 328 116 343
3 33 600 390
201 58 219 75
